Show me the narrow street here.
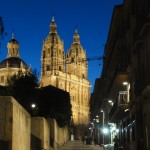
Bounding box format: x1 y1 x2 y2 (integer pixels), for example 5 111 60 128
59 140 104 150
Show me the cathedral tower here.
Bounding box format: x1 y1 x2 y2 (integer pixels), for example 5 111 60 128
41 17 65 78
66 28 88 79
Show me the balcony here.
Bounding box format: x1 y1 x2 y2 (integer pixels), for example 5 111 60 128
108 72 128 100
109 91 130 122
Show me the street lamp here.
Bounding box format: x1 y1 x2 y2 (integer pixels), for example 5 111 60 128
103 128 109 134
123 81 128 85
31 103 36 108
31 103 38 116
96 115 99 123
108 100 113 106
101 110 105 126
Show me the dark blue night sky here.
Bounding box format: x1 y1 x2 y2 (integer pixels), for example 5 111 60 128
0 0 123 92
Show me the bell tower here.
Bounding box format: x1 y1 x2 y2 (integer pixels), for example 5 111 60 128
66 28 88 79
41 17 65 77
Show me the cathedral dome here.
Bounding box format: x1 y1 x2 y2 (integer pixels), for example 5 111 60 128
8 38 19 44
0 57 27 69
7 34 20 58
7 34 19 48
45 33 61 44
67 28 86 57
0 34 28 86
71 43 83 50
44 16 62 44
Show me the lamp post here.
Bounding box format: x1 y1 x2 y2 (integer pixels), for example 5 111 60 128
101 110 105 145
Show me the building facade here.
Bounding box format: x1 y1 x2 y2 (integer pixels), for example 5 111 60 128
91 0 150 149
40 17 91 138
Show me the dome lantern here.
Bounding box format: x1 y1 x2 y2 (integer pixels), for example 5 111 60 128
7 33 20 58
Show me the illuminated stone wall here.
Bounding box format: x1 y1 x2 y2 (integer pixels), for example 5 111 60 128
31 117 50 150
0 96 31 150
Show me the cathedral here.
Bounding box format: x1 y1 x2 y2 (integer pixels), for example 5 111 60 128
0 17 91 138
40 17 91 136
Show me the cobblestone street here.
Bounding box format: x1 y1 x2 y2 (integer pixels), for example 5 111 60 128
59 140 104 150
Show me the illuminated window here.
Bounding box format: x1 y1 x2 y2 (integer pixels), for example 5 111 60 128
46 65 50 71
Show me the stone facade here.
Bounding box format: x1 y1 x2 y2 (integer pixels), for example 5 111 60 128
31 117 50 150
0 96 70 150
47 118 69 150
91 0 150 149
40 17 91 137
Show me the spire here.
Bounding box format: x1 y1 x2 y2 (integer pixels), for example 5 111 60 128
73 27 80 44
75 25 78 34
12 33 15 39
52 16 55 22
49 16 57 34
75 29 78 34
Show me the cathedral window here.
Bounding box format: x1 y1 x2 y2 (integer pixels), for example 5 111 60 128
46 65 50 71
71 57 74 63
59 66 61 71
82 74 85 78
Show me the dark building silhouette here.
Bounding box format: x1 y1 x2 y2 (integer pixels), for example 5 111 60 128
91 0 150 149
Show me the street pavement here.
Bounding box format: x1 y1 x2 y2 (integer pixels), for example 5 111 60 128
59 140 105 150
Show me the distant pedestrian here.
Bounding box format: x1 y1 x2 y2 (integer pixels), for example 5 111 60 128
81 135 85 144
94 138 97 145
84 135 87 145
113 135 119 150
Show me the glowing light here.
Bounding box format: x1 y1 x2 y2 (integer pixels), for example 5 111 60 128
111 126 116 131
125 109 129 112
123 81 128 85
103 128 109 134
108 100 112 103
31 103 36 108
